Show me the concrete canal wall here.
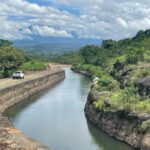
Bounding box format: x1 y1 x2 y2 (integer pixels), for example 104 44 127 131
0 68 65 150
0 70 65 112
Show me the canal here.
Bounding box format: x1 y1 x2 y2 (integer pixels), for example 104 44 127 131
5 67 134 150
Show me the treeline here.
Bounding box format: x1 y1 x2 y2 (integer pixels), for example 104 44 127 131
0 39 46 78
49 52 83 64
53 29 150 67
78 29 150 67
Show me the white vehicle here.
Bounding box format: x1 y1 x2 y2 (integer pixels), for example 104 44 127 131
13 71 24 79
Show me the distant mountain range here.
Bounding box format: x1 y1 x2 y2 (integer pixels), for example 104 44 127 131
13 37 100 55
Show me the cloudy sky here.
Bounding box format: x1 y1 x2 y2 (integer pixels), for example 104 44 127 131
1 0 150 40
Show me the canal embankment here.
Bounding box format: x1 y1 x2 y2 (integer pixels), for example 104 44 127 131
71 64 150 150
0 65 65 149
84 87 150 150
71 66 92 78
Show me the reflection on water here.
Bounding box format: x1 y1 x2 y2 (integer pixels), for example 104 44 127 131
87 120 133 150
5 68 134 150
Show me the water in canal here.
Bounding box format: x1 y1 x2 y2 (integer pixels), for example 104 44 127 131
5 68 134 150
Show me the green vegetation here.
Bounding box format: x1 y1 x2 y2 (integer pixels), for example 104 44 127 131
125 47 144 64
19 60 46 72
0 39 12 47
0 40 46 78
131 68 150 80
67 29 150 113
1 28 150 113
139 121 149 133
0 42 26 78
96 76 118 91
73 64 105 77
49 52 83 65
93 85 150 113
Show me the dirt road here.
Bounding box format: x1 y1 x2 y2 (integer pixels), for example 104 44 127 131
0 64 63 90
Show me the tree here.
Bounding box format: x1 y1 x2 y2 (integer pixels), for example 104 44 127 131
101 39 116 49
0 39 12 47
79 45 100 64
125 47 144 64
0 46 25 77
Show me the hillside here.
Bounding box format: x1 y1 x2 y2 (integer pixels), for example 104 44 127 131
70 29 150 114
70 29 150 150
13 37 100 56
53 29 150 65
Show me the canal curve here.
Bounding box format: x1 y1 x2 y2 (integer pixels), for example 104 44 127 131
5 67 134 150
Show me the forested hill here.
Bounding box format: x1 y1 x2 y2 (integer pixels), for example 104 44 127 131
69 29 150 114
52 29 150 65
101 29 150 50
78 29 150 66
13 37 100 56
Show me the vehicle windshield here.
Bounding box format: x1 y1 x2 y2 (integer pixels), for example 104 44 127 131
14 72 21 74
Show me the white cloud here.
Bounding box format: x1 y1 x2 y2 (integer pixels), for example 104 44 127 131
53 0 103 7
0 0 150 40
116 18 128 28
0 16 30 40
32 25 73 37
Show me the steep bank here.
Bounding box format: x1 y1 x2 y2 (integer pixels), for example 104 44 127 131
70 29 150 150
72 62 150 149
0 67 65 149
84 89 150 150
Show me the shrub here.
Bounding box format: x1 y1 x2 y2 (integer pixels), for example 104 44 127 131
74 64 107 78
136 68 150 78
19 60 46 72
97 75 118 91
93 100 104 110
120 86 139 103
139 121 149 133
125 48 144 64
125 54 138 64
134 100 150 113
130 68 150 81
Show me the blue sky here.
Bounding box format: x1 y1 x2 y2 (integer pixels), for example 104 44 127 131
0 0 150 40
27 0 50 6
27 0 80 14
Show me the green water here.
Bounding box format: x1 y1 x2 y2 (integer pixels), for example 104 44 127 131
5 68 134 150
